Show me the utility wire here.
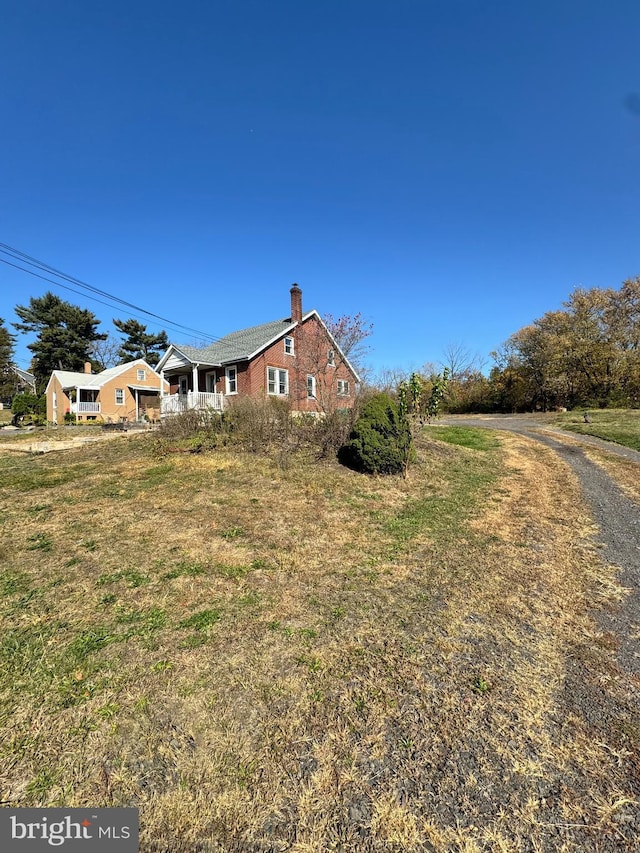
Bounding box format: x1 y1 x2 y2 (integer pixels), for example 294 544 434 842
0 243 222 344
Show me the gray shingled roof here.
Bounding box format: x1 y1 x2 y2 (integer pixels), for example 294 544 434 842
177 316 302 365
13 367 36 388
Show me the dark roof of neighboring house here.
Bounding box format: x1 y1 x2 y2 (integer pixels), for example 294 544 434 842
175 315 310 366
13 367 36 388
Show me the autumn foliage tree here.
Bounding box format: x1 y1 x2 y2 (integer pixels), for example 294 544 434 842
488 278 640 411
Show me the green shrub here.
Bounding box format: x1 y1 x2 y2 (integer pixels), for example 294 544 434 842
11 392 46 424
338 393 413 475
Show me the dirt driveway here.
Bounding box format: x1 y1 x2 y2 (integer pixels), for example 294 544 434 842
437 415 640 682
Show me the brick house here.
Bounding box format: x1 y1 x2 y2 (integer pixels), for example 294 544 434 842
45 359 168 424
156 285 360 415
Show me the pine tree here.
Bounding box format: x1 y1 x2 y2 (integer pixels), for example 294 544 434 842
0 318 17 402
13 292 106 393
113 319 169 367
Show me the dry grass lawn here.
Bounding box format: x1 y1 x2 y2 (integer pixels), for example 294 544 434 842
1 427 638 851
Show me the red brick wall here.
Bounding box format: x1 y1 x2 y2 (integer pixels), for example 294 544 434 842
168 316 357 411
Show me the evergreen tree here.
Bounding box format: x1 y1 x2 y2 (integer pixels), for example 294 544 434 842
13 292 106 393
0 318 17 402
113 318 169 367
338 393 413 475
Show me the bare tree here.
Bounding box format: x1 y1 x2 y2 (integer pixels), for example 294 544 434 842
90 335 121 371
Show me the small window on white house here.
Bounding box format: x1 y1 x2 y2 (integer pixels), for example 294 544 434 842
284 336 295 355
337 380 350 397
225 366 238 394
267 367 288 396
328 349 335 366
115 388 125 405
307 374 316 399
137 369 146 381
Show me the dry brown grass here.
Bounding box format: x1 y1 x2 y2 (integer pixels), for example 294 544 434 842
1 428 639 851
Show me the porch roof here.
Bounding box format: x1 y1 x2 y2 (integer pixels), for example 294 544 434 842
127 384 160 392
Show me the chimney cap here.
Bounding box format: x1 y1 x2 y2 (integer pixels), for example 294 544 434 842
290 283 303 322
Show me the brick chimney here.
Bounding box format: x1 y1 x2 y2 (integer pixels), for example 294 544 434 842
84 362 92 374
290 283 302 323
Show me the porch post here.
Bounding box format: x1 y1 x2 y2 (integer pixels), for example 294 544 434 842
135 388 139 421
75 386 79 424
159 370 165 398
192 363 199 393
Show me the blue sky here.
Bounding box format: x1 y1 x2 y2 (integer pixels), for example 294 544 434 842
2 0 639 378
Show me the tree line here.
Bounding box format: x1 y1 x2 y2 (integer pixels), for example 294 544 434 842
3 277 639 414
409 277 640 414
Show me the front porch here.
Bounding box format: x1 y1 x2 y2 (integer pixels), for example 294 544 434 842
160 391 226 416
70 401 101 414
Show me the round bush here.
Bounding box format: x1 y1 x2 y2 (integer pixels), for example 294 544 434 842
338 393 412 474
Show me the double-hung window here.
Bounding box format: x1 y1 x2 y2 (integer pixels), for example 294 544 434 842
337 379 350 397
307 374 316 399
115 388 125 405
137 369 146 381
267 367 288 396
284 336 294 356
225 366 238 394
328 349 335 367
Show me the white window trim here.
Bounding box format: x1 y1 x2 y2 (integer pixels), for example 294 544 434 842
328 349 336 367
267 366 289 396
307 374 316 399
115 388 125 405
284 336 295 356
337 379 350 397
137 369 146 381
225 365 238 395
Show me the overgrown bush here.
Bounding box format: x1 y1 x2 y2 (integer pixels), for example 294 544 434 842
224 396 293 453
11 392 46 425
338 393 413 475
156 397 363 463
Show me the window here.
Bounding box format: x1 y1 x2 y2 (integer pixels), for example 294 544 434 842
225 365 237 394
267 367 288 396
337 379 350 397
137 369 146 381
284 336 295 355
307 374 316 399
115 388 125 405
328 349 335 366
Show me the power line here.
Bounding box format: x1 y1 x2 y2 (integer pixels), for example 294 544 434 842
0 243 222 345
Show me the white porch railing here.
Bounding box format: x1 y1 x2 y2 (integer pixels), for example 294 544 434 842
161 391 225 415
71 401 101 413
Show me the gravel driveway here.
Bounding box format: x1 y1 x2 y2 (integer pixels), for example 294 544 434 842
438 415 640 680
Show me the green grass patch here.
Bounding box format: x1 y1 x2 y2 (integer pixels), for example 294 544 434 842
0 459 90 491
426 425 501 451
178 609 222 631
555 409 640 451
